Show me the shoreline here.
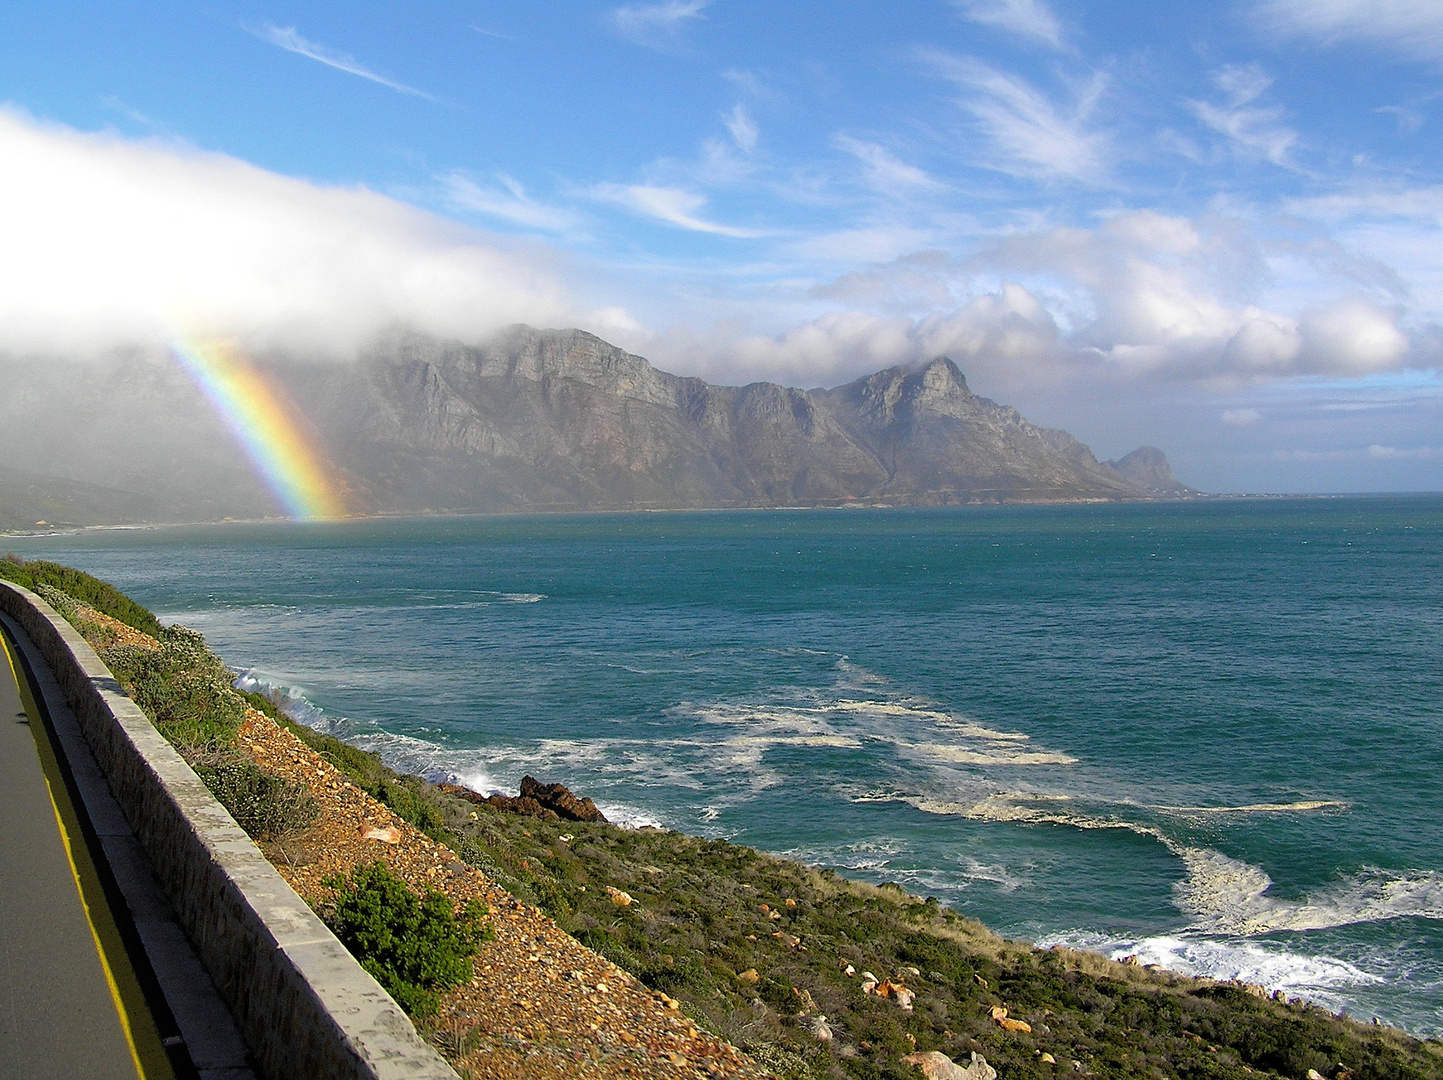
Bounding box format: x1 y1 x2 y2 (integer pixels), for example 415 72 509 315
4 488 1414 539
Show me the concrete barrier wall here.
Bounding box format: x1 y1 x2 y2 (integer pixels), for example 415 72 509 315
0 581 458 1080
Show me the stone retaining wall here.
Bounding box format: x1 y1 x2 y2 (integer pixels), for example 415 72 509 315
0 580 458 1080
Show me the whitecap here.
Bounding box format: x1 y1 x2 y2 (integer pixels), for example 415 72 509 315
908 742 1077 766
1038 930 1380 1007
1152 800 1349 813
1174 849 1443 935
594 802 666 829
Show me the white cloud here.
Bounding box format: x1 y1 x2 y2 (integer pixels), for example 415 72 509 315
1288 185 1443 222
440 171 584 233
252 24 436 100
1298 301 1409 372
978 211 1414 381
924 53 1110 183
833 135 947 192
1367 443 1443 459
723 104 759 154
1189 64 1297 166
1222 408 1264 425
953 0 1065 50
0 109 573 356
610 0 708 51
592 183 764 237
646 283 1062 388
1375 103 1425 134
1254 0 1443 64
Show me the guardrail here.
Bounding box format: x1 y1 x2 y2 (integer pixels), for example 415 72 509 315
0 581 458 1080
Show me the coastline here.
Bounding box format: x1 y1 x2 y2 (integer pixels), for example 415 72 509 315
4 489 1365 539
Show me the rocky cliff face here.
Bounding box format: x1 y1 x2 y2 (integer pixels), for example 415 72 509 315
0 325 1196 526
1105 445 1196 495
287 325 1190 513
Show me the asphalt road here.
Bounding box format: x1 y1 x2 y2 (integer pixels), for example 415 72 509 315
0 624 167 1079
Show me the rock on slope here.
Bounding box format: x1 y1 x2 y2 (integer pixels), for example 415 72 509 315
287 325 1185 514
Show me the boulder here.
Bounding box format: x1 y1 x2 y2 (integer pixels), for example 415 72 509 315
519 775 608 822
802 1014 832 1042
438 777 609 822
901 1051 997 1080
485 793 561 820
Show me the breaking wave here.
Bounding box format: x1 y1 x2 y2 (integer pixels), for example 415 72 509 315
1038 929 1380 1010
896 791 1443 936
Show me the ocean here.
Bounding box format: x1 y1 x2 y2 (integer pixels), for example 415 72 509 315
11 496 1443 1034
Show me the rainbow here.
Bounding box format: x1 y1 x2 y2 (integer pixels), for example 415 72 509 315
169 338 346 520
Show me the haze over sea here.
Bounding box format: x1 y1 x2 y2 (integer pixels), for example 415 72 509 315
13 496 1443 1033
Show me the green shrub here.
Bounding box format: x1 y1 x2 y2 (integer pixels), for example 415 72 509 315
101 639 247 753
194 757 318 840
323 861 492 1018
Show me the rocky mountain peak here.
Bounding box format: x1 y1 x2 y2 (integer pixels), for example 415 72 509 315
911 356 975 411
1107 446 1194 495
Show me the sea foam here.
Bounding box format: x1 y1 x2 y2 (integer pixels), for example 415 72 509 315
1038 930 1380 1008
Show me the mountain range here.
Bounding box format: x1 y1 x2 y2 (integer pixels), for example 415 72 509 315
0 326 1194 530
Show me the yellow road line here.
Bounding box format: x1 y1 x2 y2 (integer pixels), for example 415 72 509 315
1 625 173 1080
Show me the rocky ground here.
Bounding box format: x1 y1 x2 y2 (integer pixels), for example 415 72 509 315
239 711 772 1080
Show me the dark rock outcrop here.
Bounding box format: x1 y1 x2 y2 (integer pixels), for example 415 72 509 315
439 776 608 823
518 775 607 823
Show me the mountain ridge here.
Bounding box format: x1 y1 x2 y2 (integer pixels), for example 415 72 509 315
0 325 1197 528
292 324 1194 514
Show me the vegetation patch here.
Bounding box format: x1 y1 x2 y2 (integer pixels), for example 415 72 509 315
384 788 1443 1080
321 860 492 1018
193 755 318 840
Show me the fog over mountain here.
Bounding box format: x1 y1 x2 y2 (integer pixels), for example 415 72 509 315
0 326 1192 529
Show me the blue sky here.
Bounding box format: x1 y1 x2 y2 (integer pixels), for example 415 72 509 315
1 0 1441 491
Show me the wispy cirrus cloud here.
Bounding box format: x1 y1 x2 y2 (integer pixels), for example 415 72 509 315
252 24 436 100
1253 0 1443 65
1189 64 1297 166
833 135 947 192
592 183 764 237
723 104 758 154
953 0 1065 50
924 53 1110 183
440 172 584 234
610 0 709 52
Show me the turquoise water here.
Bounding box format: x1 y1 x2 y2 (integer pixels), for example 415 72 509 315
13 497 1443 1033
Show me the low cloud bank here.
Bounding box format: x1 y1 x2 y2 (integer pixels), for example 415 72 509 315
640 209 1415 391
0 109 573 358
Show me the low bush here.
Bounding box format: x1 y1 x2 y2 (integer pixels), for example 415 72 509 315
322 861 492 1018
100 637 248 753
194 756 318 840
